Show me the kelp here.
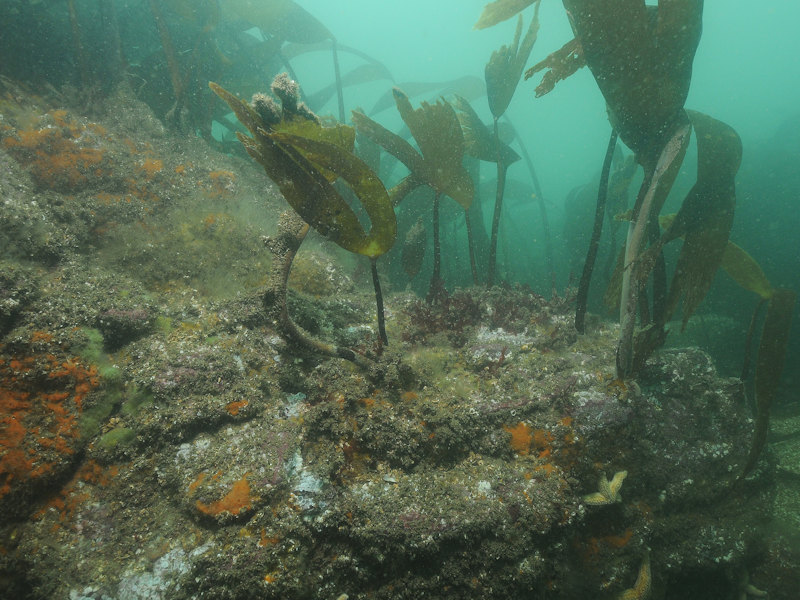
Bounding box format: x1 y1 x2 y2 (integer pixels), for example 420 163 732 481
562 0 703 168
524 38 585 97
602 152 638 280
367 76 485 116
615 111 741 338
402 217 427 280
352 108 426 185
67 0 89 87
530 6 795 474
226 0 332 44
501 119 557 290
452 95 520 166
551 0 704 376
452 94 520 286
618 121 691 375
269 131 396 258
483 3 541 286
165 0 219 27
720 249 795 481
720 243 773 300
485 8 540 120
210 76 396 353
475 0 537 30
612 214 775 308
263 211 371 369
394 92 472 295
575 129 618 334
305 63 394 111
740 288 797 479
220 0 352 121
661 111 742 328
353 90 473 299
284 42 395 119
394 91 473 209
148 0 185 126
211 80 395 259
282 41 389 66
607 201 795 480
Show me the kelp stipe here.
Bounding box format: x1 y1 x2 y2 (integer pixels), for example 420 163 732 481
483 2 540 286
210 75 396 362
574 129 618 334
452 94 520 286
739 288 796 480
353 90 473 302
526 0 711 377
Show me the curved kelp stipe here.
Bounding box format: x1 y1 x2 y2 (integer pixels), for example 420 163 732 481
210 76 396 355
614 110 742 373
499 118 557 291
616 123 691 376
304 63 395 113
575 128 618 334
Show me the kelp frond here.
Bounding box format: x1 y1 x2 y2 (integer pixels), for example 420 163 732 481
524 38 585 97
475 0 537 30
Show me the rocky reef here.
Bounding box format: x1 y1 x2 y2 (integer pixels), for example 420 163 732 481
0 84 796 600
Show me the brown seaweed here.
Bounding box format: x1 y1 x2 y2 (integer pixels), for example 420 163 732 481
483 4 541 286
210 77 396 352
475 0 537 30
353 90 473 300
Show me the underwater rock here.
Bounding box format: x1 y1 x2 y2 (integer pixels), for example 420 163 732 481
171 418 302 525
0 261 39 336
0 335 100 524
0 81 790 600
96 307 153 350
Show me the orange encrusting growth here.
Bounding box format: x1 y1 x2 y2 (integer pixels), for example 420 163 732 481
137 158 164 178
503 422 556 459
533 428 555 458
258 528 280 547
604 528 633 549
201 170 237 198
33 459 120 524
1 109 170 203
1 111 110 192
225 400 249 416
0 338 100 500
188 472 207 493
504 422 533 455
195 474 258 516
